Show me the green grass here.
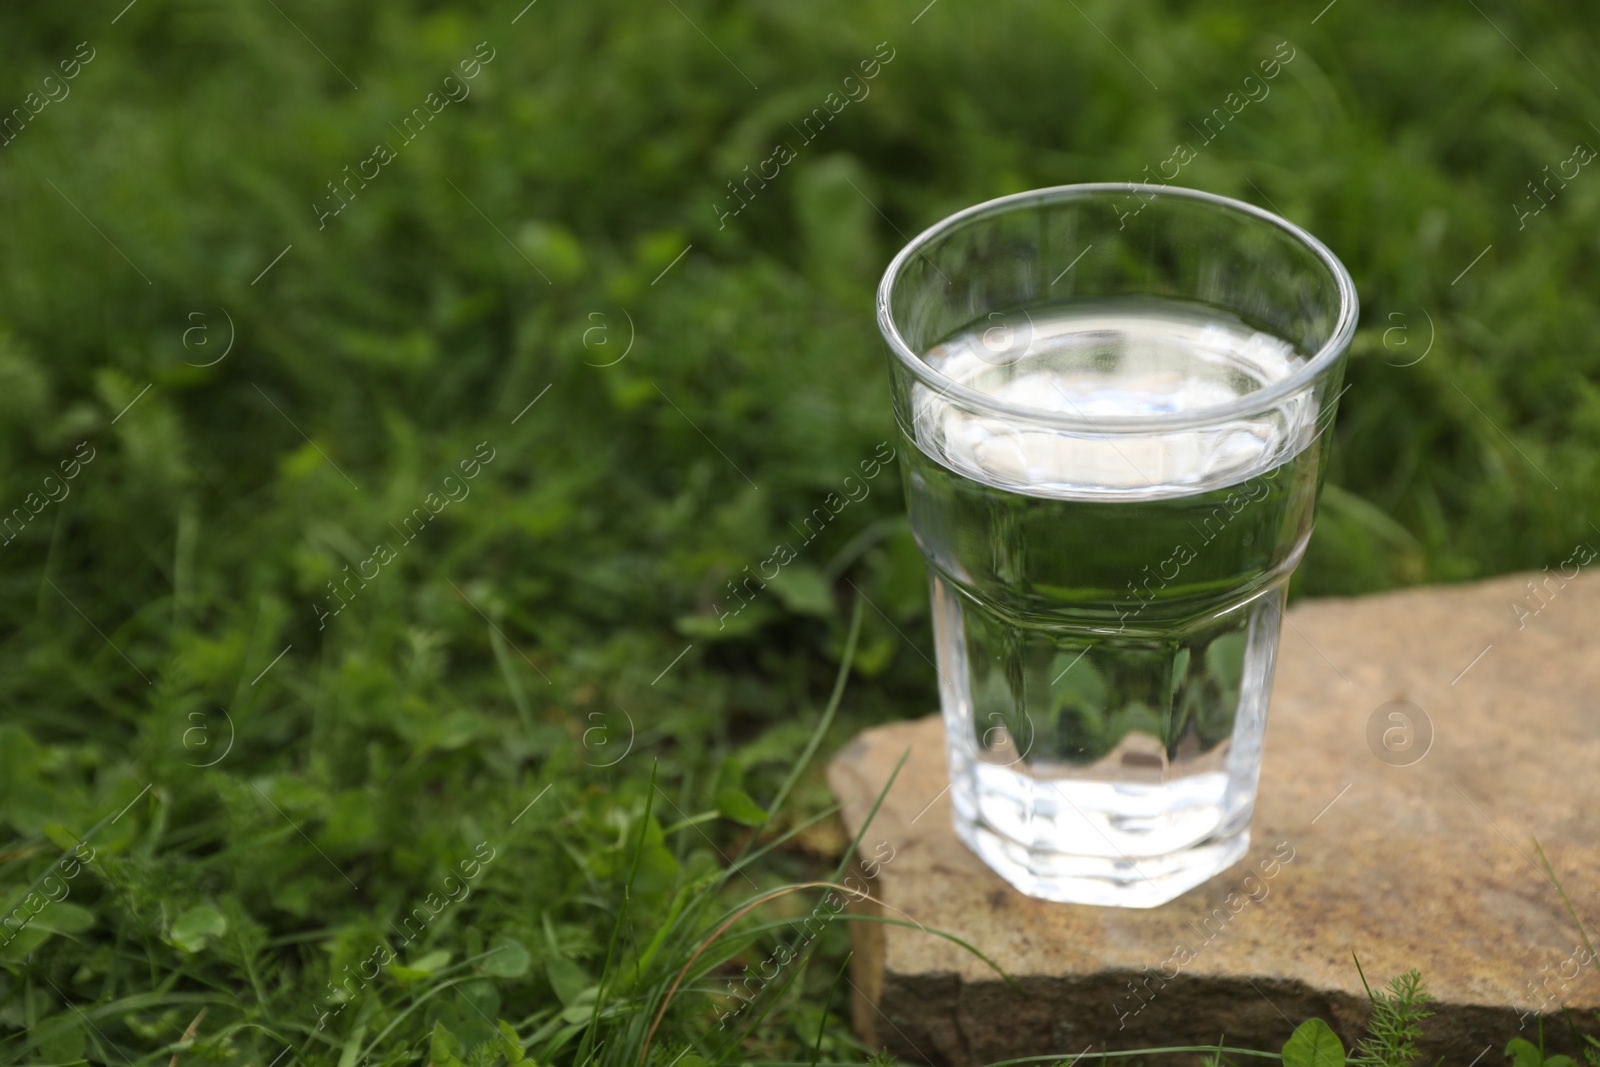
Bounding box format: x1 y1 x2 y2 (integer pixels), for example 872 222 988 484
0 0 1597 1062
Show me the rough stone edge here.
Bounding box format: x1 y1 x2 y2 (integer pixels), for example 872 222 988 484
856 963 1589 1066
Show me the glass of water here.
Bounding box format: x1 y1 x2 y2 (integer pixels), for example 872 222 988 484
876 184 1357 907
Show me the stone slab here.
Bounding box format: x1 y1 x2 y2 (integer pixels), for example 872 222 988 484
826 571 1600 1065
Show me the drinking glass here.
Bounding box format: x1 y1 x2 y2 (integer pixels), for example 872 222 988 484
875 184 1357 907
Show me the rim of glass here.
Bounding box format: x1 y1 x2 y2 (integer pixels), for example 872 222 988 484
875 182 1360 433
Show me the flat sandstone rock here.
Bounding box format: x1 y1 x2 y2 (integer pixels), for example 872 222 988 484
826 571 1600 1064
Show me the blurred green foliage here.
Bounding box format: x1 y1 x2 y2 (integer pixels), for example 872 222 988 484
0 0 1595 1062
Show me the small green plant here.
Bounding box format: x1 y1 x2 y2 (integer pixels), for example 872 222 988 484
1351 960 1434 1067
1279 963 1434 1067
1506 1020 1576 1067
1532 841 1600 1067
1283 1018 1345 1067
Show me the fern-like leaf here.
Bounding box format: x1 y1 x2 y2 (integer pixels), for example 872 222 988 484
1350 961 1434 1067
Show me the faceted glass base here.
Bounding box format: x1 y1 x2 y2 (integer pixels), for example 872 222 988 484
954 811 1251 908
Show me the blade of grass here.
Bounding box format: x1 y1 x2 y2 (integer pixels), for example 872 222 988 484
731 803 843 876
585 760 659 1066
639 880 888 1066
1558 1006 1586 1056
661 811 720 835
336 1019 369 1067
811 951 852 1067
760 596 863 831
830 746 908 883
822 516 903 583
705 922 828 1064
1533 837 1597 965
1353 951 1375 1002
360 948 518 1055
488 619 537 741
639 874 996 1067
824 914 1020 995
635 882 696 979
